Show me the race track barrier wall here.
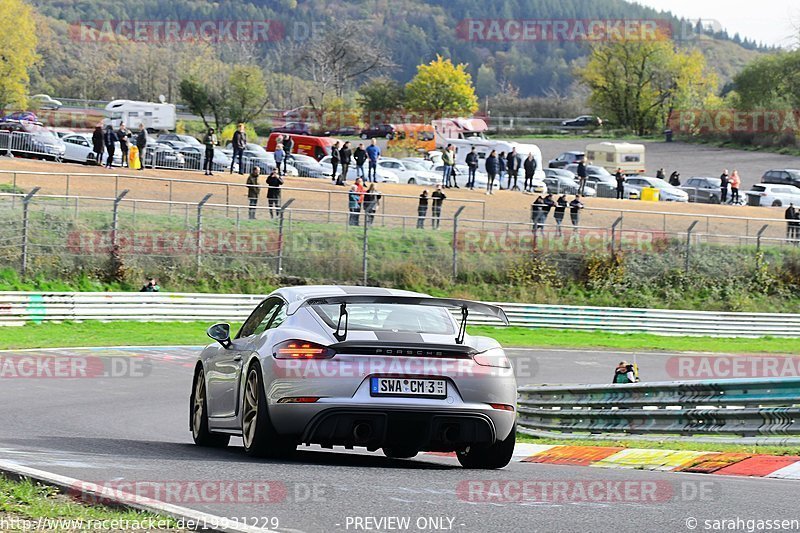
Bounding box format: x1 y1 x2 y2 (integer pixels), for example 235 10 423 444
517 378 800 445
0 291 798 337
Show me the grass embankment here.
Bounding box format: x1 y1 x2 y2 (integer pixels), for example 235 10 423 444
0 476 185 532
2 321 797 353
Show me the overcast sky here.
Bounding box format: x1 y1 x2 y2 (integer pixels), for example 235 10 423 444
633 0 797 48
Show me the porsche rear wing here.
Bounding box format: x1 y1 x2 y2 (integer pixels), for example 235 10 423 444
288 295 509 325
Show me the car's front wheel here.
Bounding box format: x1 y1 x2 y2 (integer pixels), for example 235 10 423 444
242 364 296 458
456 423 516 469
407 178 416 185
191 368 230 447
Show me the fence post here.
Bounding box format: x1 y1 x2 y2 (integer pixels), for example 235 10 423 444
756 224 769 266
610 216 623 254
196 193 213 269
168 181 173 216
277 199 295 276
452 206 466 280
685 220 699 273
111 189 129 250
362 214 369 285
20 187 41 276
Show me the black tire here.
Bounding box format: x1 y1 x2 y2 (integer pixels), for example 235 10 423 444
407 178 416 185
456 423 516 469
772 199 782 207
190 368 230 447
710 195 720 204
241 364 296 458
383 447 418 459
385 133 393 139
360 133 368 139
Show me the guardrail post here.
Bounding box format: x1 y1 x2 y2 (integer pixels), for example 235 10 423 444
111 190 129 251
610 216 623 255
20 187 41 277
362 213 369 285
452 206 466 280
685 220 699 273
277 199 295 275
168 181 173 216
196 193 212 269
756 224 769 266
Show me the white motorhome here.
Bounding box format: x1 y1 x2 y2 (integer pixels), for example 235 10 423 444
105 99 177 131
585 142 646 175
447 138 546 182
433 117 489 146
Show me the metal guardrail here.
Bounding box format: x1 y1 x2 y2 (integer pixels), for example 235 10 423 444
0 130 66 161
517 378 800 444
0 292 798 337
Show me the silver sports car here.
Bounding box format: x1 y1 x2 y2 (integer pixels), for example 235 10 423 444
190 285 517 469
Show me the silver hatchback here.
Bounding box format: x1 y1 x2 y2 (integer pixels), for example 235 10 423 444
190 286 517 468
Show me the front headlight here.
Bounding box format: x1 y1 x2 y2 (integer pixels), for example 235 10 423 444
472 348 511 368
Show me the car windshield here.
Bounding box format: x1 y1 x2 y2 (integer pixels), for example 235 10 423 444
590 166 611 177
648 179 673 189
788 170 800 180
312 303 455 335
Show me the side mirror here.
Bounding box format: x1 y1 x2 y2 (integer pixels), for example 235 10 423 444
207 323 232 348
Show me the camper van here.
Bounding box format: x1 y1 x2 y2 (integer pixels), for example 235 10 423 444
448 138 546 182
433 117 489 147
585 142 646 175
105 100 177 131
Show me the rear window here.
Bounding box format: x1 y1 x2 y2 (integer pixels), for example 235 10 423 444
752 185 767 192
312 303 455 335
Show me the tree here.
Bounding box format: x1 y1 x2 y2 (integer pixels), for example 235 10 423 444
578 33 717 135
227 65 269 124
733 51 800 111
404 56 479 116
0 0 38 111
357 77 404 113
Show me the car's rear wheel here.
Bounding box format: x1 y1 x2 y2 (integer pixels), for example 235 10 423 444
382 447 418 459
360 133 368 139
710 195 720 204
191 368 230 447
456 423 516 469
407 178 416 185
772 199 783 207
242 364 296 458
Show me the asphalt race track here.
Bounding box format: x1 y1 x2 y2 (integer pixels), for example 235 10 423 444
1 346 798 533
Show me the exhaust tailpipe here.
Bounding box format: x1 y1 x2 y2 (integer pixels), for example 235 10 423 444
353 422 372 443
442 425 459 444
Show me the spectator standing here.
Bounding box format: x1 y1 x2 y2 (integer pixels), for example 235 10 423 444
485 150 498 195
417 190 429 229
117 123 130 168
613 361 637 384
795 209 800 245
523 153 537 193
339 141 352 185
720 169 730 204
498 151 506 189
531 196 546 237
576 160 588 195
465 147 478 189
135 123 147 171
348 184 361 226
366 139 380 182
554 194 567 236
354 143 367 179
139 278 160 292
669 171 681 186
92 125 104 167
202 128 217 176
507 148 521 191
569 195 584 227
615 168 626 199
230 123 247 175
330 141 341 183
543 193 555 225
282 135 294 175
266 169 284 219
246 167 261 220
103 125 117 168
431 185 446 229
786 203 798 242
363 183 381 226
730 170 741 204
656 168 666 180
274 143 285 176
442 144 455 188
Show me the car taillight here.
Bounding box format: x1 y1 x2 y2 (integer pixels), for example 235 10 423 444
273 340 335 359
277 397 321 403
489 403 515 411
472 348 511 368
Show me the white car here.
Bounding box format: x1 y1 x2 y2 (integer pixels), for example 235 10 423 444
746 184 800 207
61 133 122 165
30 94 63 110
379 158 442 185
625 176 689 202
319 155 399 183
432 163 547 193
401 157 436 171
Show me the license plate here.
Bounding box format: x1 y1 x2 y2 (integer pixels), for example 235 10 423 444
370 377 447 398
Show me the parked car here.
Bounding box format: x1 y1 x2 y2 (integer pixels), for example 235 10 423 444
322 126 360 137
156 138 190 151
289 153 328 178
562 164 617 194
190 285 516 468
761 169 800 188
378 158 442 185
319 155 399 183
548 151 585 169
561 115 602 129
61 133 122 165
271 122 313 135
142 143 185 169
0 120 66 161
680 177 722 204
360 124 395 139
746 184 800 207
543 168 596 196
158 133 203 148
30 94 63 110
624 176 689 202
179 146 232 172
401 157 436 171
